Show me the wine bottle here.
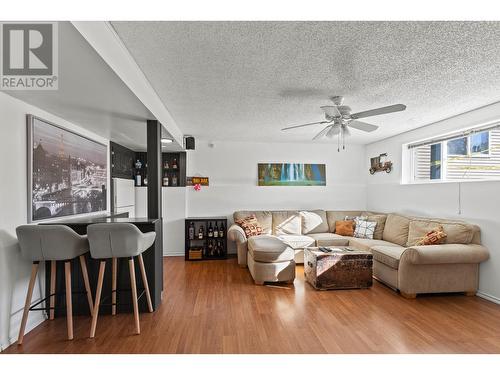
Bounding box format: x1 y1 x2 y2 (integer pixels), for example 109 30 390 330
172 158 178 169
219 223 224 238
217 240 222 256
188 222 195 240
208 240 213 256
172 174 178 186
198 226 204 240
163 174 169 187
214 222 219 238
208 222 213 238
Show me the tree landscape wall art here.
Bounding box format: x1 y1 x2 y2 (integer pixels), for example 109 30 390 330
28 115 108 222
258 163 326 186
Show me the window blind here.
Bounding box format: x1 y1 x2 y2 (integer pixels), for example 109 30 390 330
407 122 500 149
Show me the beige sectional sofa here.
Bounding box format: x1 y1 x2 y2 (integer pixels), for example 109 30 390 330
227 210 489 297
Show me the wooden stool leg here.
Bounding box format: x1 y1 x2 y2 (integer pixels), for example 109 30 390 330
64 261 73 340
18 262 39 345
112 257 117 315
129 257 140 334
49 260 56 320
90 261 106 338
138 254 153 313
79 255 94 315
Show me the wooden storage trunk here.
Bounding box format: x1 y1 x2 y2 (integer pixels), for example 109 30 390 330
304 247 373 290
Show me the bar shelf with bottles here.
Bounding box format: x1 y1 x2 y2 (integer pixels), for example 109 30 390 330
132 151 186 187
185 217 228 261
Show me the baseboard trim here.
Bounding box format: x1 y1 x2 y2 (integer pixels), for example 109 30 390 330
163 252 184 257
1 314 46 352
476 291 500 305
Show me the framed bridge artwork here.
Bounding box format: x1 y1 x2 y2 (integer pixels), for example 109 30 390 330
258 163 326 186
27 115 108 222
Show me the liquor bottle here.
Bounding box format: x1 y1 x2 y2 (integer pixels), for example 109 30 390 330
214 222 219 238
217 240 223 256
172 158 178 169
208 222 213 238
219 222 224 238
163 174 169 187
164 160 169 169
198 226 204 240
171 174 178 186
188 222 195 240
208 240 213 256
135 171 142 186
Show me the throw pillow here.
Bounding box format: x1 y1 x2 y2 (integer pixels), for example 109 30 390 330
335 220 355 236
414 225 447 246
235 215 263 237
344 215 368 229
353 220 377 239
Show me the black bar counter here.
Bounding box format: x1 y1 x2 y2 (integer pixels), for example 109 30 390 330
41 217 163 316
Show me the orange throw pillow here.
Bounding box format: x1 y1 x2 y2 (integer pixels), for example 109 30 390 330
335 220 354 236
414 225 447 246
235 215 263 237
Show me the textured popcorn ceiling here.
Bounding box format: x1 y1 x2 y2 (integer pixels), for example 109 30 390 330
111 21 500 144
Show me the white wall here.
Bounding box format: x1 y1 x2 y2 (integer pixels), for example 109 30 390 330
185 140 367 254
0 92 110 350
365 102 500 303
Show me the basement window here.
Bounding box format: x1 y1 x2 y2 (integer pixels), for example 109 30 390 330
407 124 500 183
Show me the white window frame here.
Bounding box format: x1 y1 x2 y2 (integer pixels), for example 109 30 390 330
403 122 500 185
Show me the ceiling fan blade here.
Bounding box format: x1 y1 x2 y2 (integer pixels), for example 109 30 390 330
312 125 332 140
350 104 406 119
320 106 340 118
326 125 340 138
281 120 329 131
348 121 379 132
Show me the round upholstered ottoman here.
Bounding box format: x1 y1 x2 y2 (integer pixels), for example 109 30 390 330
247 234 296 285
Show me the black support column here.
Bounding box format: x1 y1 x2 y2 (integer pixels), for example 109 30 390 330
147 120 162 219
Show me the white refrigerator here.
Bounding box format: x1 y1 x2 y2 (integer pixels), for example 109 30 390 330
113 178 136 217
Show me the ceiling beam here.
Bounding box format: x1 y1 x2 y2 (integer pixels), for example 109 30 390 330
71 21 184 147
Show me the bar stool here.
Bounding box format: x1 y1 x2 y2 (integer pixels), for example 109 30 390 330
15 225 94 344
86 223 155 337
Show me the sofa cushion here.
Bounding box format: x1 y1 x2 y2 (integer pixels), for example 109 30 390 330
382 213 411 246
277 235 315 249
407 218 475 246
326 211 363 233
273 211 302 236
307 233 350 247
248 234 295 263
336 220 355 236
348 237 403 252
371 245 407 269
235 215 263 237
353 219 377 239
234 211 272 235
362 212 387 240
300 210 329 234
413 225 447 246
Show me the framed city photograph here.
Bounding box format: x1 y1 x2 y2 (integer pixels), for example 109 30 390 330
27 115 108 222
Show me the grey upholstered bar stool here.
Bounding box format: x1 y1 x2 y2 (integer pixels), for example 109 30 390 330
87 223 155 337
15 225 94 344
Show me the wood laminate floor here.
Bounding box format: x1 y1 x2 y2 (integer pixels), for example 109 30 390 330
4 256 500 354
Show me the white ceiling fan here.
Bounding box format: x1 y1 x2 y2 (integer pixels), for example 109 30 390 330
281 96 406 151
